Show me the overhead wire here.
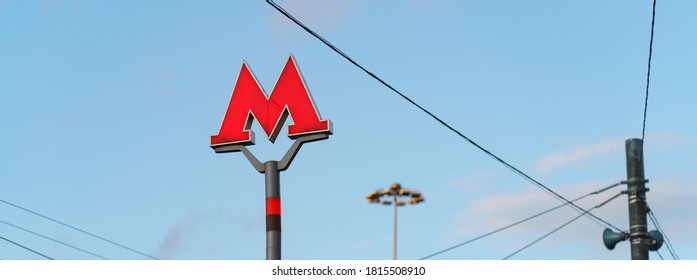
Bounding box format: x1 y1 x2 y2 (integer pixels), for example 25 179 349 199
655 249 664 260
649 211 678 259
266 0 622 233
0 199 158 260
633 187 679 260
640 1 677 261
502 192 623 260
641 0 656 145
0 220 109 260
0 236 53 260
644 201 678 260
419 181 623 259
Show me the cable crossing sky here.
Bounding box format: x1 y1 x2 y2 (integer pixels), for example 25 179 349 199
0 220 109 260
637 0 678 260
0 199 157 260
502 192 624 259
420 182 623 259
0 236 53 260
266 0 622 234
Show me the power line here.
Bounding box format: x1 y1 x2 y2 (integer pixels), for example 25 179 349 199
0 236 53 260
645 202 678 260
266 0 622 233
420 182 623 259
0 199 158 260
503 211 585 260
655 249 664 260
635 192 678 260
0 220 109 260
639 0 674 261
502 192 623 260
649 211 678 259
641 0 657 145
641 1 673 261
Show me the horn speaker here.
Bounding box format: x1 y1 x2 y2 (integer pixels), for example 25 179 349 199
648 230 664 251
603 228 628 250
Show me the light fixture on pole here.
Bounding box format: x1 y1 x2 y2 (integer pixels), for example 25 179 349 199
365 183 424 260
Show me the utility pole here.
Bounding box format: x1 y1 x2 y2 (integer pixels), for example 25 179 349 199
625 138 649 260
602 138 663 257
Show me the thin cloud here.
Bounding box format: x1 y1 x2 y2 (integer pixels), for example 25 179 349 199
441 176 697 259
447 170 499 193
535 137 624 173
434 179 622 259
534 133 688 173
640 179 697 243
643 132 689 150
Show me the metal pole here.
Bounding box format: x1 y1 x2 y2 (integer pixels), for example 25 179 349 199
215 134 330 260
393 193 397 260
265 160 281 260
625 139 649 260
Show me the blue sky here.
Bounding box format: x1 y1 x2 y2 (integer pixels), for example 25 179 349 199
1 0 695 260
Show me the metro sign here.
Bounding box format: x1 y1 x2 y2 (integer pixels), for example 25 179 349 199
211 55 331 260
211 55 332 148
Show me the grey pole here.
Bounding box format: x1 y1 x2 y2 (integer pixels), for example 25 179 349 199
625 138 649 260
364 183 423 261
265 160 281 260
393 192 397 260
213 133 330 260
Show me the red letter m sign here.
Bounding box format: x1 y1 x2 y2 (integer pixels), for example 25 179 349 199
211 55 332 147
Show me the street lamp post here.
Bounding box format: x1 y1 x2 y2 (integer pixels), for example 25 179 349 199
365 183 424 260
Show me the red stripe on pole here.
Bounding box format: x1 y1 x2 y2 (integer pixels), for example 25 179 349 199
266 198 281 215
